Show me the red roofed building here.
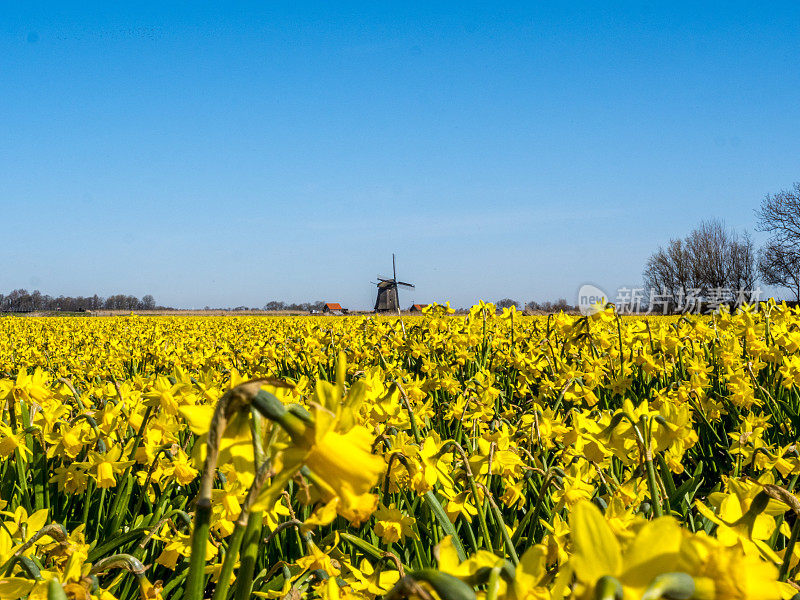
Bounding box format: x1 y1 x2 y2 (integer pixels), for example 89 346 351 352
323 302 346 315
409 304 429 313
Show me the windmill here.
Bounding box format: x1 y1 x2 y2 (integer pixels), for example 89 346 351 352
374 254 414 313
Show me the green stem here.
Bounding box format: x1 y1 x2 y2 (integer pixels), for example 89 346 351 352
211 521 247 600
485 566 502 600
234 511 263 600
184 498 212 600
480 483 519 565
779 517 800 581
633 416 663 519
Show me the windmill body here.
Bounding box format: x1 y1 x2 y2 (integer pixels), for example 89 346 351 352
374 254 414 313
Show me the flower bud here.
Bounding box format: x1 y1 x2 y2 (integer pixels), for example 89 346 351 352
641 572 695 600
594 575 623 600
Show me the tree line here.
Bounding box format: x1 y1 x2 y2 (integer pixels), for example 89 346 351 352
643 219 757 310
498 183 800 314
494 298 578 312
0 289 159 312
642 182 800 310
262 300 327 312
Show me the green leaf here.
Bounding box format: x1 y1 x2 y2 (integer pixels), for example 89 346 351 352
410 570 477 600
424 491 467 561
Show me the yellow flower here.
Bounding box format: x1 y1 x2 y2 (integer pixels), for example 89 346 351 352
0 578 35 600
78 445 133 489
0 423 31 463
169 448 199 485
179 401 257 487
155 528 215 570
510 544 550 600
444 490 478 524
344 558 400 595
436 535 502 581
0 367 51 404
254 355 383 526
373 503 416 544
144 376 189 416
569 500 685 598
295 540 340 578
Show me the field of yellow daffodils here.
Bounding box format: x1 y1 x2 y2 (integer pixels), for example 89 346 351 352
3 302 800 600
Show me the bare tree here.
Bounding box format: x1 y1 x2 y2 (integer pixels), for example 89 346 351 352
757 183 800 251
495 298 519 309
643 219 756 311
756 183 800 301
758 240 800 302
643 238 694 307
0 290 162 312
728 231 757 299
525 298 574 313
686 220 730 291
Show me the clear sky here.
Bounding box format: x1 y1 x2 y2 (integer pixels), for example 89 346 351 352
2 3 799 309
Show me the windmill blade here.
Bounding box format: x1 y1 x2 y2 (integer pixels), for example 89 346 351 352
392 253 397 282
396 281 415 288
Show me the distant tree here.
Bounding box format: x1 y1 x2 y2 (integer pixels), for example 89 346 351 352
141 295 156 310
758 240 800 302
643 239 693 305
105 294 137 310
643 219 756 311
685 220 756 294
30 290 43 310
756 183 800 301
263 300 326 312
0 290 163 312
524 298 574 313
728 231 757 297
7 289 30 311
495 298 519 309
757 182 800 251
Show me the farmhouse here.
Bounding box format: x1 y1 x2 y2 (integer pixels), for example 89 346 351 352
323 302 346 315
409 304 429 313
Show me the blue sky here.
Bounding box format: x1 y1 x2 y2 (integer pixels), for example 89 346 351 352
2 3 799 309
